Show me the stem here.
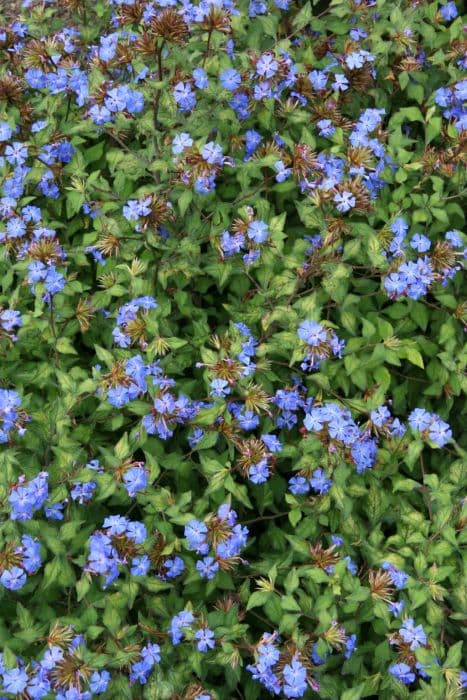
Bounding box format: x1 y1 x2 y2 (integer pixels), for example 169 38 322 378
49 302 59 367
418 453 433 521
152 40 165 186
64 93 72 122
153 40 165 130
203 30 212 67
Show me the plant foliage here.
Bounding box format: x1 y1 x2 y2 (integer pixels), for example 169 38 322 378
0 0 465 698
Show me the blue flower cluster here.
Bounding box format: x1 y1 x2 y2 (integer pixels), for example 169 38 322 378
171 133 234 194
85 516 148 588
0 633 109 698
384 217 464 300
24 65 88 105
85 514 186 588
0 307 22 342
112 296 157 348
103 355 165 408
169 610 215 653
88 85 144 125
435 79 467 133
289 468 333 496
8 472 49 520
408 408 452 447
368 405 406 439
220 214 270 266
84 457 149 499
297 320 345 371
0 535 42 590
389 618 431 686
0 388 27 443
303 402 379 473
70 481 96 505
0 0 463 696
28 261 66 304
142 390 202 440
239 434 283 485
184 504 248 580
272 383 310 430
247 625 356 697
0 128 73 203
129 643 160 686
122 196 152 230
0 204 66 265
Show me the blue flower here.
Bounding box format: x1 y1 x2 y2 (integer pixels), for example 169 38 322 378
201 141 224 165
435 86 451 107
173 82 196 112
169 610 194 644
5 142 28 166
220 68 241 91
172 132 193 155
428 417 452 446
70 481 96 504
2 667 29 694
103 515 129 536
45 501 65 520
195 628 215 652
0 121 13 141
344 634 357 659
309 468 332 495
274 160 291 182
229 92 251 119
249 459 270 484
298 320 326 346
130 555 150 576
98 33 118 61
333 190 356 212
0 309 22 334
256 53 278 78
288 475 310 495
193 67 208 89
261 434 282 452
446 229 462 247
344 556 358 575
89 670 110 694
408 408 431 431
196 556 219 579
309 70 327 90
410 233 431 252
440 2 458 20
123 466 148 497
8 472 49 520
317 118 335 137
20 535 42 574
389 662 415 684
282 657 307 697
0 566 27 590
382 562 408 589
388 600 405 616
332 74 349 92
163 556 185 579
247 220 269 243
210 378 231 397
399 618 427 650
126 521 147 544
185 519 208 550
141 643 161 667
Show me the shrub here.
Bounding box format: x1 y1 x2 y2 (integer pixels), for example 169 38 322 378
0 0 465 698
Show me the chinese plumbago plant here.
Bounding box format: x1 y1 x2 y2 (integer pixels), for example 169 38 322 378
0 0 465 697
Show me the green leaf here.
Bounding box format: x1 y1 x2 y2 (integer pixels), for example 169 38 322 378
292 2 312 30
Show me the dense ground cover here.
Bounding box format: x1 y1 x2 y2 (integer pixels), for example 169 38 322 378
0 0 465 698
